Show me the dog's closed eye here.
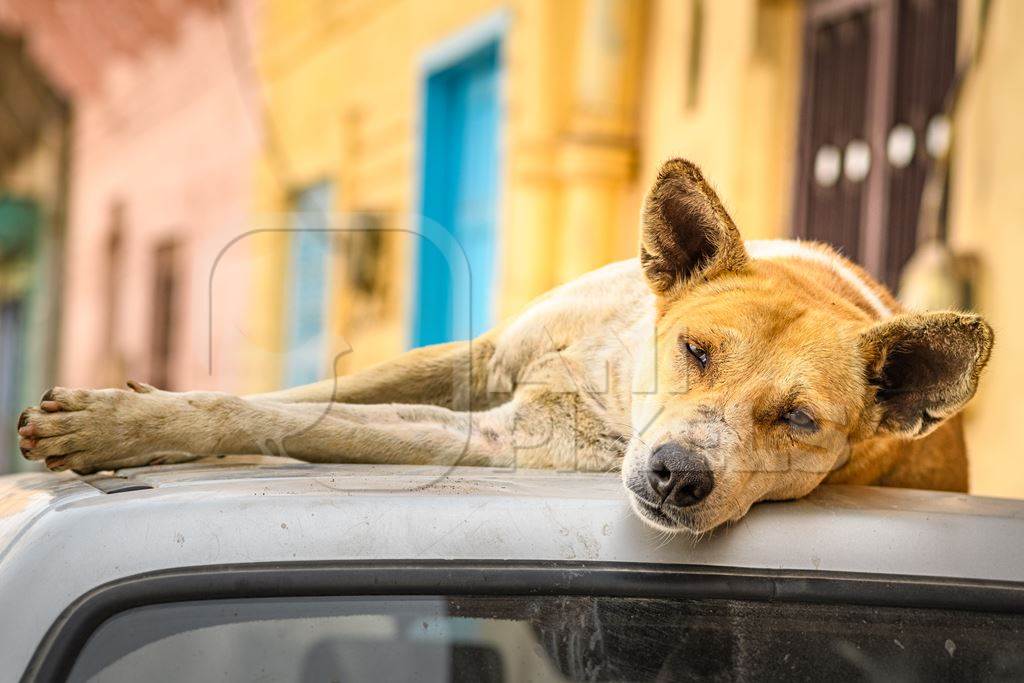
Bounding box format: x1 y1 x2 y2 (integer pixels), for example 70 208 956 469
781 408 818 432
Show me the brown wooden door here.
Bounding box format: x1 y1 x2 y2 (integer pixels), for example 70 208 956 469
794 0 957 290
795 8 874 262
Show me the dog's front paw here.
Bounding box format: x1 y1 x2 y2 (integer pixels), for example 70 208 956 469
17 382 161 474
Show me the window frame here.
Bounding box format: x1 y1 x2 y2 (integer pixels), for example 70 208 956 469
23 559 1024 682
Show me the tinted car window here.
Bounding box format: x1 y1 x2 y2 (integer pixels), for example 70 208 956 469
69 595 1024 682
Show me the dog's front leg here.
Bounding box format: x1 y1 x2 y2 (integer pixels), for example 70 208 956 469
18 383 259 472
17 382 522 474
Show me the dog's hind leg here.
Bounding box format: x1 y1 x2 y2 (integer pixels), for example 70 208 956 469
246 337 501 410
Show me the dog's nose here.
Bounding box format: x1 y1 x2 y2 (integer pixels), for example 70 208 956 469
647 442 714 507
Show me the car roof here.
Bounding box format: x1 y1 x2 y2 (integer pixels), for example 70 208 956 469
3 457 1024 675
5 456 1024 577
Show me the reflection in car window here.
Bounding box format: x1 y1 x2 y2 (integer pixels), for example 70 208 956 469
69 595 1024 682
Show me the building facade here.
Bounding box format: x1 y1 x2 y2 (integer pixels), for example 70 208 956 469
2 0 1023 496
55 0 263 398
248 0 1023 497
945 0 1024 498
0 32 69 472
247 0 802 393
0 0 263 471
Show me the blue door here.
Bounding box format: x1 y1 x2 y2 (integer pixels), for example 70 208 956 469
413 40 501 347
0 197 36 472
285 182 333 387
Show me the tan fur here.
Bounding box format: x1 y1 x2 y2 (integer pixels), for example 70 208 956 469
16 159 993 534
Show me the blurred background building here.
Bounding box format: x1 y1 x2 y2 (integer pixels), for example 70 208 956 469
1 0 1021 500
0 29 69 479
0 0 262 472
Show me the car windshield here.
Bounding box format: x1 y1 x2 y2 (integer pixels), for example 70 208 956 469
69 594 1024 682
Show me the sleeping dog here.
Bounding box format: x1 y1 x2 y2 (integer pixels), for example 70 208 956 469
17 159 993 533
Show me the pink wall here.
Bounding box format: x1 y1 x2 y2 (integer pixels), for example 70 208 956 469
58 1 261 392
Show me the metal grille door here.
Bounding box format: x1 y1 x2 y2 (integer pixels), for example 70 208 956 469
794 0 958 289
797 10 873 262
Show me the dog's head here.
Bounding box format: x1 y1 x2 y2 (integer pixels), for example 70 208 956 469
622 159 994 534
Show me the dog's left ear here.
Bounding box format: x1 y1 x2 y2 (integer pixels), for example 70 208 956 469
640 158 748 297
860 311 994 438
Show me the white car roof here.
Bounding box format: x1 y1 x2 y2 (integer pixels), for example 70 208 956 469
3 457 1024 677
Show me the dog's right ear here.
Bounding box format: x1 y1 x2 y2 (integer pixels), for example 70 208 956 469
640 158 748 297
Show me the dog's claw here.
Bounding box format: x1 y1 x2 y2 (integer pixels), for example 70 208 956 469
45 456 68 471
127 380 154 394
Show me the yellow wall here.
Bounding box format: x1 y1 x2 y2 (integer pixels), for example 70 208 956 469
948 0 1024 497
634 0 802 242
249 0 650 390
